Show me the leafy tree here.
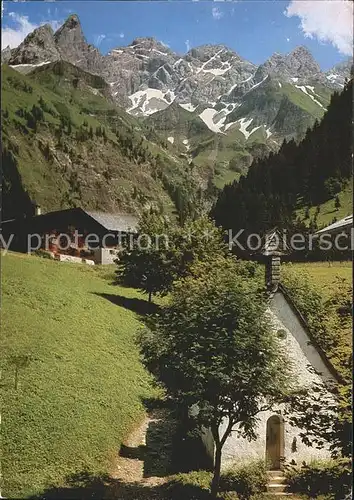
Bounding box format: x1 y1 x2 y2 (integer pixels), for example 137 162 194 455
174 217 227 279
9 354 32 390
138 257 293 497
335 195 341 210
116 211 178 302
116 215 228 302
285 381 351 459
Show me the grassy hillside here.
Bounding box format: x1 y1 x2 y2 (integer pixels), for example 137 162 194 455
0 252 158 498
145 101 212 147
145 100 278 190
291 261 352 297
226 77 331 139
1 62 196 221
296 181 352 228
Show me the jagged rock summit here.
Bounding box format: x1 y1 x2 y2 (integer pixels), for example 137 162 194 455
7 14 105 74
8 24 60 65
2 14 351 139
1 45 12 64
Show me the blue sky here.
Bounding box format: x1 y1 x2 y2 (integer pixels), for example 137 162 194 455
2 1 352 71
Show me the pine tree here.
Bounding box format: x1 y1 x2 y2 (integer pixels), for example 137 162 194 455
335 195 341 210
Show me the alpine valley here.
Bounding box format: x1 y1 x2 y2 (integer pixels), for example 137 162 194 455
1 14 352 221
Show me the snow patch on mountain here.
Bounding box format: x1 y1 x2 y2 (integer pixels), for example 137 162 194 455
127 88 176 116
199 108 225 133
152 48 168 56
168 136 174 144
295 85 324 108
179 103 197 112
265 127 272 138
326 73 340 82
10 61 51 68
226 74 254 95
244 75 268 95
196 47 225 75
203 61 231 76
236 118 258 139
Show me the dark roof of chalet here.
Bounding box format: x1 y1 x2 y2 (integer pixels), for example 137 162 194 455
1 208 138 233
85 211 138 233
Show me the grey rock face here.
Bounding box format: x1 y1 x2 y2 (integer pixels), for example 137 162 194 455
7 14 105 76
254 46 322 84
5 14 351 139
1 45 12 64
54 14 106 75
8 24 60 65
325 58 353 88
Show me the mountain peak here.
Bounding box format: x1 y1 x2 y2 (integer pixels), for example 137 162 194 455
8 23 59 65
29 23 55 37
1 45 12 64
55 14 83 39
132 37 157 45
288 45 315 62
60 14 81 30
290 45 312 55
130 37 171 53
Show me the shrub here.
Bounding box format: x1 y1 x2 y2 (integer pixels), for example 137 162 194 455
33 249 54 260
284 459 352 499
219 460 268 499
165 471 212 500
217 492 239 500
166 472 243 500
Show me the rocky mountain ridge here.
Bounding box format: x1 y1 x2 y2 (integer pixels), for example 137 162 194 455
3 14 352 143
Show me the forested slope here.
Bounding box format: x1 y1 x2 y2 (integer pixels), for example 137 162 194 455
213 80 352 234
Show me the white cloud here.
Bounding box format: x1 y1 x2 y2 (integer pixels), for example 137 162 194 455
286 37 290 42
185 39 191 51
2 12 62 49
94 34 106 46
212 6 224 20
285 0 353 55
119 32 124 39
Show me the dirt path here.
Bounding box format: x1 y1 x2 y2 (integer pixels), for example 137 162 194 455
108 407 178 499
112 409 169 487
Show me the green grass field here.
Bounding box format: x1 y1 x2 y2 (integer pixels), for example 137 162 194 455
0 252 157 498
0 253 351 498
290 261 352 298
296 182 352 228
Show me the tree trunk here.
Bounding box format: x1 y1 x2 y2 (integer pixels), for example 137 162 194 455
211 445 222 498
148 290 152 303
